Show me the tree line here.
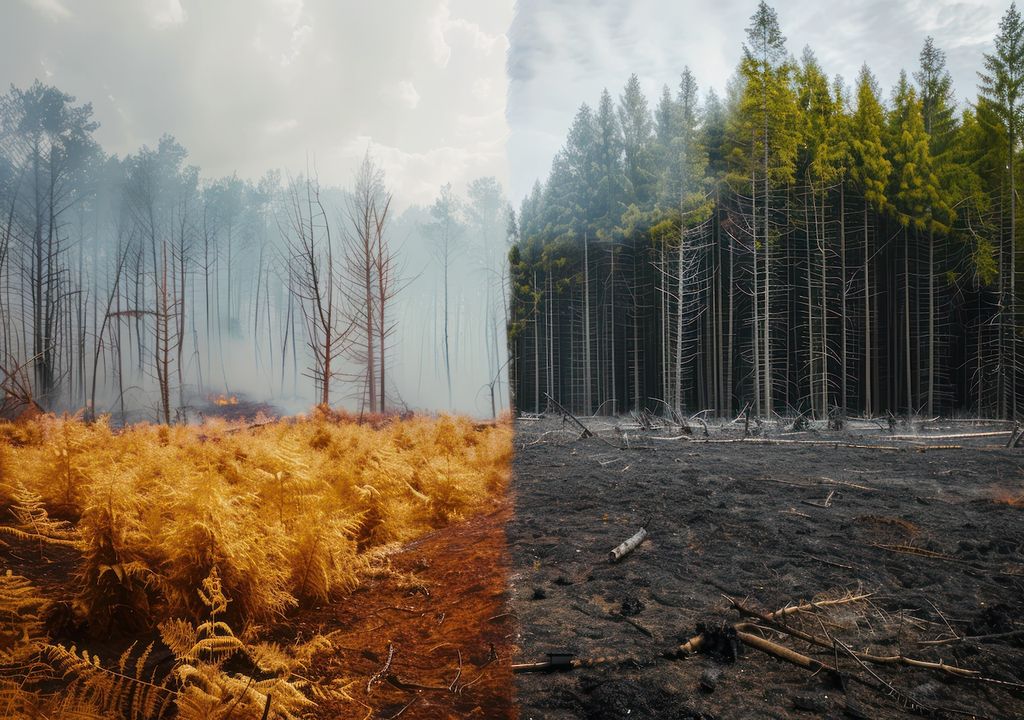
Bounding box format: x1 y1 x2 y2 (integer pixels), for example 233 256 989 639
0 84 510 421
508 1 1024 420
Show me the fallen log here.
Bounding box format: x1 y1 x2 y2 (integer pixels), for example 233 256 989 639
512 652 633 673
889 430 1009 441
609 526 648 563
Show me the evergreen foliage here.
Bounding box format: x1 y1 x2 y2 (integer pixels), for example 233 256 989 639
509 2 1024 420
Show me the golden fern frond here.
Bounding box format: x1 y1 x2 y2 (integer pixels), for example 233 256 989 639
156 618 197 659
42 642 175 720
196 567 229 618
246 641 291 675
0 680 51 719
0 570 50 663
0 482 80 549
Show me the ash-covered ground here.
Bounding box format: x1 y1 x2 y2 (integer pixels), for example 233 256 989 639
508 416 1024 720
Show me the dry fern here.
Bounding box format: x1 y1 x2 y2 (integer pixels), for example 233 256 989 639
0 481 79 553
76 475 153 636
2 413 511 626
161 568 312 720
42 641 174 720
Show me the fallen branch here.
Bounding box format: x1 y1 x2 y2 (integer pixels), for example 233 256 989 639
543 392 593 438
609 526 648 563
674 593 872 658
1006 425 1021 448
831 637 936 716
729 599 980 679
695 438 903 450
801 489 836 509
512 652 634 673
871 543 960 562
734 629 836 675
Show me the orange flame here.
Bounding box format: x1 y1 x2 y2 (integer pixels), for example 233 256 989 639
209 394 238 407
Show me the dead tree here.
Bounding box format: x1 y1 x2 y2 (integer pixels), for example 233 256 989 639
426 183 463 409
344 153 397 414
283 171 351 406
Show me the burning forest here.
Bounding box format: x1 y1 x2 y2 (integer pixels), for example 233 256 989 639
2 1 1024 719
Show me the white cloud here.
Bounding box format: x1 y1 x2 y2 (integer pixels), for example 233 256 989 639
24 0 71 21
338 133 505 208
386 80 421 110
149 0 186 28
429 0 507 69
429 1 454 67
265 118 299 135
280 23 312 66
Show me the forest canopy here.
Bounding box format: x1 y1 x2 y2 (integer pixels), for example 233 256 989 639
508 1 1024 420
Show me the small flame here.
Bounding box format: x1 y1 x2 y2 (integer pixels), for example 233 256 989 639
210 394 238 407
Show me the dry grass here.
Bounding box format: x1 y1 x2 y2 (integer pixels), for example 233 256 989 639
0 409 512 718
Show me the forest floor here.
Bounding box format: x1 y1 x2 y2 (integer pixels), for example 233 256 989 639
5 413 1024 719
507 415 1024 720
265 501 517 720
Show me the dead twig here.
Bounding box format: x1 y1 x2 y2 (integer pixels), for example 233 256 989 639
385 697 419 719
366 642 395 694
871 543 961 562
448 649 462 691
801 489 836 508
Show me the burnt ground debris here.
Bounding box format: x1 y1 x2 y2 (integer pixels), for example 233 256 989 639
507 416 1024 720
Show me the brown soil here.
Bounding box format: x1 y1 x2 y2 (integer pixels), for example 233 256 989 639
268 500 516 719
507 417 1024 720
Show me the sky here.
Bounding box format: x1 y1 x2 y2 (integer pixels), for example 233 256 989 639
2 0 1010 207
2 0 513 210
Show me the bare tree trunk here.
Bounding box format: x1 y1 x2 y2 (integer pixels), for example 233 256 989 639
751 158 762 416
533 271 540 413
675 225 685 413
904 226 913 415
763 134 772 418
1011 127 1018 419
840 182 847 416
806 188 816 417
927 223 934 416
583 232 592 414
727 217 734 413
820 191 827 417
864 204 872 417
609 244 616 414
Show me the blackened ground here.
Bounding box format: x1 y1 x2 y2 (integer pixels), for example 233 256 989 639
507 417 1024 720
